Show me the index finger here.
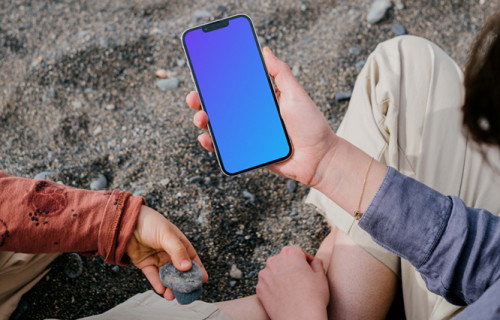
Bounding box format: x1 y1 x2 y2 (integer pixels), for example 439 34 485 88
186 91 202 110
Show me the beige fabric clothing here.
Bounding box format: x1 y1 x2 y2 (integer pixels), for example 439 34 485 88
81 291 231 320
307 35 500 320
0 252 59 320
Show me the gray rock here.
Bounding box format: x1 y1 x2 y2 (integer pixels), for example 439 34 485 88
34 171 53 180
173 288 203 305
230 264 243 279
204 177 211 185
292 64 301 77
48 88 57 99
242 190 255 203
111 265 120 273
64 253 83 279
176 59 186 67
392 23 407 36
355 59 366 68
90 174 108 190
159 262 204 293
71 100 83 109
301 36 314 46
99 38 109 47
367 0 392 24
105 103 115 111
133 188 146 197
188 176 203 184
258 36 266 45
349 47 362 55
156 78 179 91
287 179 297 193
159 178 170 186
334 91 352 102
396 1 405 10
194 10 213 20
230 280 237 287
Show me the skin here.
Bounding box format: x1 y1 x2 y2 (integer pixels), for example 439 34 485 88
187 47 397 318
126 205 208 300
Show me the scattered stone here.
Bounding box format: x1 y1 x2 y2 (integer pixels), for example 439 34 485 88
334 91 352 102
246 271 256 279
159 178 170 186
348 47 361 55
105 103 115 111
290 210 298 216
93 125 102 136
392 23 407 36
48 88 57 99
197 213 207 226
155 69 168 78
444 50 452 56
90 174 108 190
301 36 314 46
34 171 53 180
99 38 109 47
396 1 405 10
242 190 255 203
366 0 392 24
111 265 120 273
258 36 266 45
355 59 366 69
230 264 243 279
300 3 307 11
204 177 211 185
133 188 146 197
230 280 237 287
188 176 203 184
64 253 83 279
194 10 213 20
71 100 83 109
287 180 297 193
159 262 204 304
177 59 186 67
156 78 179 91
292 64 300 77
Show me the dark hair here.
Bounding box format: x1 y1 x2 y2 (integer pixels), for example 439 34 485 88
462 12 500 149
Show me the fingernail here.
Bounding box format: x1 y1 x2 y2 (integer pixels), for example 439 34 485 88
181 260 192 269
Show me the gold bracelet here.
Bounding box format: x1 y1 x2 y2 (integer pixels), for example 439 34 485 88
354 157 374 221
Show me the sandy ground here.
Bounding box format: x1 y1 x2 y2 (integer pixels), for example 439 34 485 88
0 0 498 318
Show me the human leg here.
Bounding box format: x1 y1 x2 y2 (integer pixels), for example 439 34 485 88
307 35 499 319
0 251 59 320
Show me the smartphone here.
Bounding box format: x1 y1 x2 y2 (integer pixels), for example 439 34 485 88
182 14 292 175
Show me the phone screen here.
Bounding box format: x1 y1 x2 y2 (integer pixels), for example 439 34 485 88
182 15 292 175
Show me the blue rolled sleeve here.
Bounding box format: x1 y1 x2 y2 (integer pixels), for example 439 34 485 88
359 167 500 308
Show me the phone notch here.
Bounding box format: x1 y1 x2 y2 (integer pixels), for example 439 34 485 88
202 19 229 32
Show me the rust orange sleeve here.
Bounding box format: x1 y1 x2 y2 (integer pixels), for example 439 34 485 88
0 171 144 265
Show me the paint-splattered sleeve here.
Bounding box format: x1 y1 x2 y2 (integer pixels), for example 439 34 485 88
0 171 144 266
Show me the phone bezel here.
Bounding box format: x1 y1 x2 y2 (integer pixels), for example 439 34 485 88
181 14 293 176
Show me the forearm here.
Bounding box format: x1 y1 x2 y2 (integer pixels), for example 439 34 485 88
312 137 387 218
0 171 143 265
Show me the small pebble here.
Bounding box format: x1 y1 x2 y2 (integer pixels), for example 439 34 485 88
64 253 83 279
155 69 168 78
300 3 307 11
292 65 301 77
348 47 361 55
159 178 170 186
242 190 255 203
48 88 57 99
34 171 53 180
258 36 266 45
396 1 405 10
366 0 392 24
287 180 297 193
334 91 352 102
204 177 211 185
105 103 115 111
194 10 213 20
230 264 243 279
355 59 366 69
93 125 102 136
230 280 237 287
111 265 120 273
156 78 179 91
392 23 407 36
176 59 186 67
90 174 108 190
72 100 83 109
188 176 203 184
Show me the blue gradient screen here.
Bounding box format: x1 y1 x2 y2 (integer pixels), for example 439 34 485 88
183 15 291 175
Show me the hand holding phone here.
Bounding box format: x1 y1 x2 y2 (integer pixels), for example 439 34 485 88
187 42 339 188
182 15 292 175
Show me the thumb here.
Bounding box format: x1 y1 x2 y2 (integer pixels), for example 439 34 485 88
263 47 302 94
310 258 325 274
161 233 193 271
